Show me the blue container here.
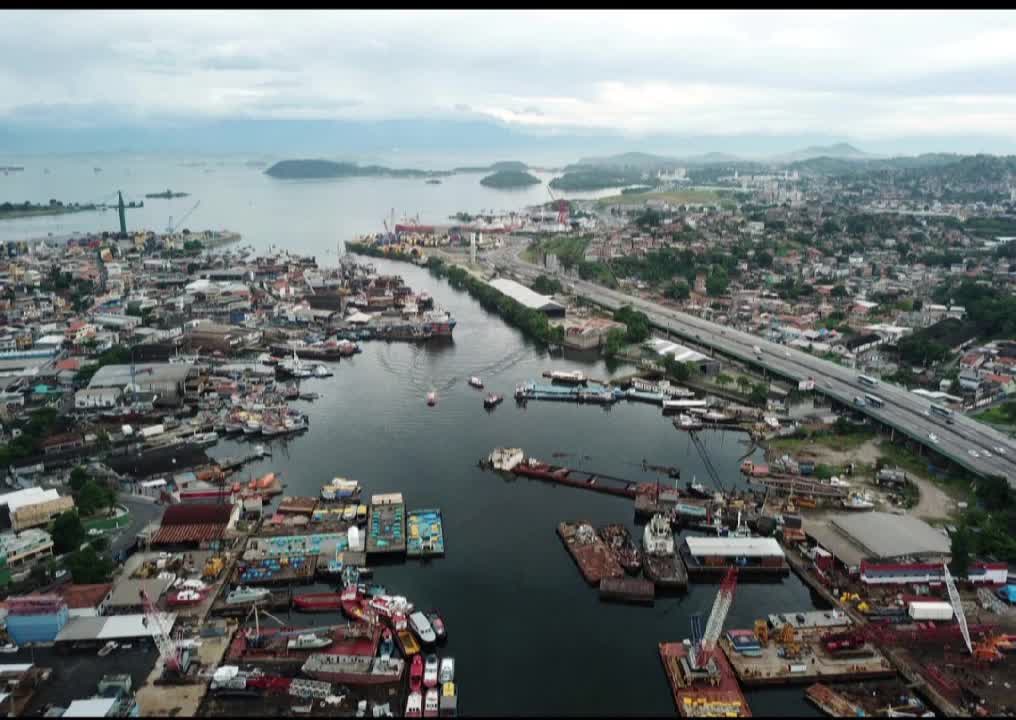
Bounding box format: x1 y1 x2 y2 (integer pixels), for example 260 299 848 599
7 607 69 644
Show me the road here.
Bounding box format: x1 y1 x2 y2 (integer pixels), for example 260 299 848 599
484 238 1016 484
111 495 165 560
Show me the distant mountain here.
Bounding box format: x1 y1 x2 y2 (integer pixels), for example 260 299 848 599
453 160 529 173
265 159 450 179
573 152 681 171
479 169 541 189
773 143 875 163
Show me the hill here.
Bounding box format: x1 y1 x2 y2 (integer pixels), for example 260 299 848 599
479 170 541 188
265 159 450 179
454 160 530 173
572 152 681 171
774 143 874 163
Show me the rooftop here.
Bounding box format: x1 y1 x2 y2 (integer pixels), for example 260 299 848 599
684 536 785 558
487 278 565 313
829 512 951 560
88 362 194 389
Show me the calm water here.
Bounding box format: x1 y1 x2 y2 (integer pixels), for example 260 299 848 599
1 155 822 716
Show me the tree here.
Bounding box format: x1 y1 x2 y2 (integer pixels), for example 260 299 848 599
51 511 85 555
949 526 971 577
749 382 769 407
69 466 89 493
714 373 733 388
831 285 848 298
706 267 729 297
66 546 114 584
602 328 626 358
755 251 773 268
736 376 753 394
665 280 690 301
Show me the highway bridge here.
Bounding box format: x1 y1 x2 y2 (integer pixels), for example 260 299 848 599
486 241 1016 485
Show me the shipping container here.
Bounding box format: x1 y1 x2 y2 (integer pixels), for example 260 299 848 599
907 601 953 621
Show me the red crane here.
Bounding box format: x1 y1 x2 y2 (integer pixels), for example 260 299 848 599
546 185 570 227
140 588 183 673
690 567 738 671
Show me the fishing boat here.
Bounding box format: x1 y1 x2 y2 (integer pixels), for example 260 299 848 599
468 376 484 389
426 391 437 406
423 654 440 688
425 611 446 642
398 628 421 657
483 393 504 409
409 611 437 646
287 633 333 651
409 654 424 692
379 628 395 658
424 688 439 718
406 691 423 718
598 523 642 575
438 658 455 684
643 513 675 556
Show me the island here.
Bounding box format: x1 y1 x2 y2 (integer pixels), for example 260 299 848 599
265 159 452 180
425 179 443 185
0 200 102 220
145 189 190 199
549 168 648 192
480 170 541 189
454 160 530 173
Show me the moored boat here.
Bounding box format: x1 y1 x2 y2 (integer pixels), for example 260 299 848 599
468 376 484 389
598 523 642 575
409 611 437 646
425 611 446 642
423 654 439 688
483 393 504 409
406 691 423 718
426 391 437 406
287 633 333 651
226 586 271 605
424 688 439 718
410 654 424 692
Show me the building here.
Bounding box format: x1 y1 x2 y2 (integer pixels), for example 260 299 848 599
74 387 123 410
682 536 787 573
0 529 54 571
0 488 74 531
54 583 114 617
860 560 1007 587
4 595 69 644
88 362 203 406
644 337 721 375
487 278 566 316
104 577 175 615
150 503 237 549
183 320 262 354
803 512 952 574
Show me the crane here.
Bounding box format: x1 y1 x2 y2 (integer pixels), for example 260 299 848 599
546 185 570 227
167 200 201 234
140 588 184 674
942 562 972 655
690 566 738 672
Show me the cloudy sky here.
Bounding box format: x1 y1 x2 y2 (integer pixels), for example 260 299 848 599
3 10 1016 147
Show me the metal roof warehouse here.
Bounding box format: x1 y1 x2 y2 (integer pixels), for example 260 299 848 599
685 537 786 558
804 512 952 569
54 612 177 644
487 278 566 316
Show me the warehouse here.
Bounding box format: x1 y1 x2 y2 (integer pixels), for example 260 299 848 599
88 362 203 406
645 337 721 376
680 536 788 576
487 278 566 316
803 512 952 574
0 488 74 531
55 611 177 647
151 503 237 549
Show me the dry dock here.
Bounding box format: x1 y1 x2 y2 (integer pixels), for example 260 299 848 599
804 683 866 716
659 642 751 718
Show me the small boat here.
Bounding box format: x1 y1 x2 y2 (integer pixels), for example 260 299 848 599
192 431 219 447
226 586 271 605
468 376 484 389
379 628 395 658
409 611 437 645
97 641 118 657
423 654 439 688
313 364 333 378
438 657 455 684
425 611 446 642
406 691 423 718
0 643 18 654
391 612 408 632
398 628 421 657
426 391 437 407
287 633 333 651
342 504 357 521
483 393 504 409
167 589 204 607
440 682 457 717
686 478 709 498
409 654 424 692
842 492 875 511
424 688 439 718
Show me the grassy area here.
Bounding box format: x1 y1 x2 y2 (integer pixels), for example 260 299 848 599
877 443 973 502
523 235 591 266
595 188 733 208
83 510 131 532
973 401 1016 430
769 429 876 454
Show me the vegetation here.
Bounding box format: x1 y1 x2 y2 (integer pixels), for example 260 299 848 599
66 545 114 584
974 401 1016 428
427 258 564 346
0 407 59 467
601 306 652 358
525 235 590 270
665 280 690 301
531 275 563 295
550 168 647 192
661 355 692 382
265 159 450 179
74 344 134 386
595 188 729 207
344 240 419 263
0 199 101 219
51 511 86 555
479 170 541 188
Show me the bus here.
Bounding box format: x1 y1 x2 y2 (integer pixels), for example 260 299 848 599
864 394 884 409
857 374 879 387
930 404 954 423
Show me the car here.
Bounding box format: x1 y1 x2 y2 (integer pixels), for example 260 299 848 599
968 449 980 458
928 433 939 444
981 449 992 457
785 351 791 358
994 446 1007 455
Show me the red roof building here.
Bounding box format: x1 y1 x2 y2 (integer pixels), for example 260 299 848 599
151 503 238 547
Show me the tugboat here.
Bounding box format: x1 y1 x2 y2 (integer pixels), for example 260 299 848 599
483 393 504 409
598 523 642 575
642 513 687 590
468 376 484 389
287 633 333 651
426 391 437 407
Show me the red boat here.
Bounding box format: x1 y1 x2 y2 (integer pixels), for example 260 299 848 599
293 592 344 612
341 586 368 621
409 654 424 692
512 458 569 481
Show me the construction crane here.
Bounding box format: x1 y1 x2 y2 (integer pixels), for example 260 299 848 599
943 562 972 655
689 432 726 493
167 200 201 234
689 566 738 672
546 185 570 227
140 588 184 674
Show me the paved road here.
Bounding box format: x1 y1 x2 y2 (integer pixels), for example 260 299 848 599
485 239 1016 484
111 495 165 560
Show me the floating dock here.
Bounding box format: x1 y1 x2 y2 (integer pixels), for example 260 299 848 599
231 555 318 586
599 577 655 605
804 683 866 717
659 642 751 718
679 537 790 580
226 623 381 665
407 508 444 557
557 521 624 586
366 493 406 556
510 457 652 499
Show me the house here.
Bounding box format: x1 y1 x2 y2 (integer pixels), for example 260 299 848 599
74 387 123 410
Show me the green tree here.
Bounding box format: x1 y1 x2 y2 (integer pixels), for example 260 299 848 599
714 373 733 388
755 251 773 268
602 328 626 358
665 280 690 301
831 285 848 298
66 546 114 584
706 267 729 296
736 376 753 394
949 526 971 577
69 466 89 493
749 382 769 407
51 511 85 555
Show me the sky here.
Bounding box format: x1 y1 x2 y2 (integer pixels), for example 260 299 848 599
3 10 1016 155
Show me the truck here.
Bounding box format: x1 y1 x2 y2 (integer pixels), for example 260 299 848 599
907 601 953 621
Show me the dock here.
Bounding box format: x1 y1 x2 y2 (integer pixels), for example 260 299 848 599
231 555 318 586
557 521 624 586
510 459 652 499
659 642 751 718
599 577 655 605
226 623 381 665
406 508 444 557
366 493 406 556
209 590 293 617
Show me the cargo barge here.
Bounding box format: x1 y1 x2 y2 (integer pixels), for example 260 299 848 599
367 493 406 556
508 455 649 499
599 577 655 606
598 523 641 575
407 508 444 557
557 521 624 586
659 642 751 717
301 654 404 687
804 683 866 716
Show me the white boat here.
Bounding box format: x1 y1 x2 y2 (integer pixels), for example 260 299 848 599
409 612 437 645
405 691 423 718
426 391 436 406
287 633 333 651
549 370 586 384
0 643 19 654
673 413 703 431
438 657 455 684
842 492 875 511
192 431 219 446
97 640 118 657
226 586 271 605
313 364 333 378
643 513 675 556
424 688 439 718
423 654 440 688
488 448 524 472
468 376 483 389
